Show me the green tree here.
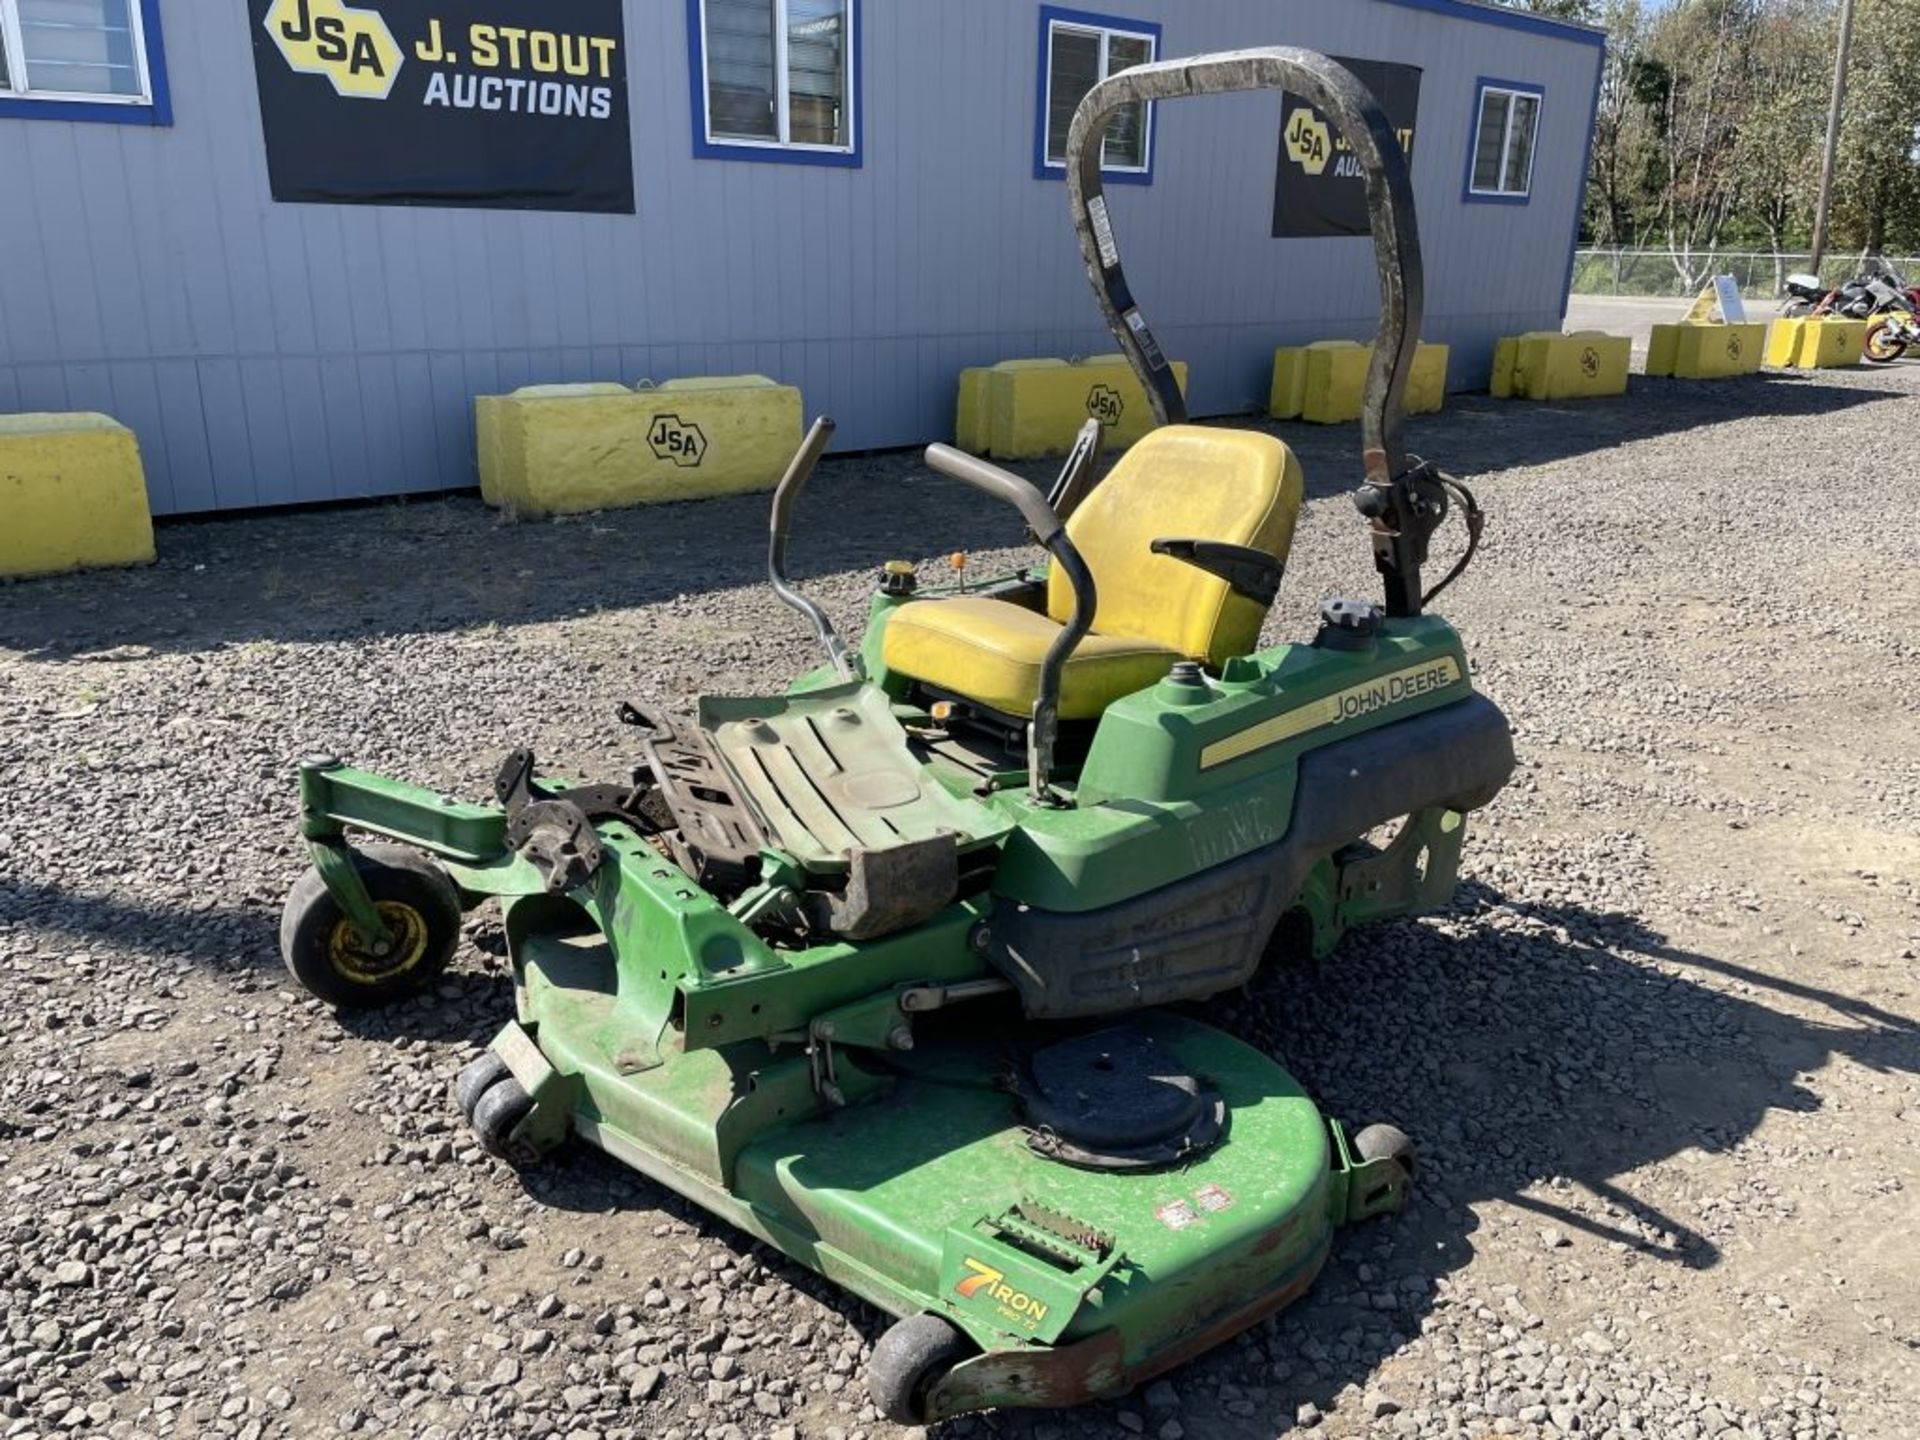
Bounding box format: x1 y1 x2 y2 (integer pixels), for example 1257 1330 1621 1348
1831 0 1920 254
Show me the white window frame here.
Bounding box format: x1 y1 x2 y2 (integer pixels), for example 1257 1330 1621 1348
1467 82 1541 201
0 0 155 106
697 0 855 156
1041 16 1158 175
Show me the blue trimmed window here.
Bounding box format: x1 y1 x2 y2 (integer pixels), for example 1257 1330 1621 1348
1464 78 1541 203
1034 6 1159 184
0 0 170 125
688 0 860 167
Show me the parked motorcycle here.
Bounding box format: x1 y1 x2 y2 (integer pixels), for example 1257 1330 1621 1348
1863 308 1920 362
1781 257 1920 362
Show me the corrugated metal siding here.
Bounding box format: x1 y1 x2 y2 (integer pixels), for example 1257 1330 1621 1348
0 0 1601 514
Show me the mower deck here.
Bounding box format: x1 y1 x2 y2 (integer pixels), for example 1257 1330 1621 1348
496 939 1397 1415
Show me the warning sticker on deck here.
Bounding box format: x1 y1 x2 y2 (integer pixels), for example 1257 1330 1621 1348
1154 1200 1199 1230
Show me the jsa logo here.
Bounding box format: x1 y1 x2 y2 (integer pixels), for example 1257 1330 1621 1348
265 0 402 100
1284 107 1332 176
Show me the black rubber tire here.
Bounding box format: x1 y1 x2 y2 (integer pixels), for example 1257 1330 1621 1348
471 1076 534 1158
1353 1122 1418 1181
280 844 461 1009
868 1313 973 1426
456 1052 512 1124
1863 317 1906 364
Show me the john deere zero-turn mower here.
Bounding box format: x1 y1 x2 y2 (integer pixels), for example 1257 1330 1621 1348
279 50 1512 1422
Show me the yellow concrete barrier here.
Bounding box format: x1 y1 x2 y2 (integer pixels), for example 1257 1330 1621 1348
1269 340 1448 422
476 376 802 517
1490 331 1630 400
955 359 1064 454
475 383 630 506
1765 317 1867 370
1645 322 1766 379
956 356 1189 459
0 413 155 579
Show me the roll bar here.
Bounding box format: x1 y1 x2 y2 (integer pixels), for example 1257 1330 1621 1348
1065 48 1447 618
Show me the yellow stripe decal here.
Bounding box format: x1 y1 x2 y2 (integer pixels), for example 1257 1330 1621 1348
1200 656 1462 769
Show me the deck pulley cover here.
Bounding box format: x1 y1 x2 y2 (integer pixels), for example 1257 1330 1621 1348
1012 1026 1226 1171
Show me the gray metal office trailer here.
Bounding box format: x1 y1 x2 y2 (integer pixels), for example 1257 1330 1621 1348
0 0 1603 514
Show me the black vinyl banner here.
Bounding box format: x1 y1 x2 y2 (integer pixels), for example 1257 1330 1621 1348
249 0 634 213
1272 58 1421 239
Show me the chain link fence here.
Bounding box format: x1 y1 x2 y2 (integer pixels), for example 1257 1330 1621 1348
1571 247 1920 299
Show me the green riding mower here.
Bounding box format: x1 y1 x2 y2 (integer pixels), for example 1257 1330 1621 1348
280 50 1512 1423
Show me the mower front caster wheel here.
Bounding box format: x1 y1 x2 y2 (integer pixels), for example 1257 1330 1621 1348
456 1052 511 1123
1354 1122 1417 1179
868 1313 974 1425
470 1076 535 1159
280 844 461 1009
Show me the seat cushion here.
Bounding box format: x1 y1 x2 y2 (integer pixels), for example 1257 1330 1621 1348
882 597 1179 720
1046 425 1303 665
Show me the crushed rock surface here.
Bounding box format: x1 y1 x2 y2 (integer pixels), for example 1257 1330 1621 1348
2 368 1916 1440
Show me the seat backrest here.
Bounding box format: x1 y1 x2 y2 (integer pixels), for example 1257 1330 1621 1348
1046 425 1304 665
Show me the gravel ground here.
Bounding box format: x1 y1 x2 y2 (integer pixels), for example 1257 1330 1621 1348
3 366 1918 1440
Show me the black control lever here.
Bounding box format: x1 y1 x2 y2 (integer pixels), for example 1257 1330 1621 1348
1149 538 1283 606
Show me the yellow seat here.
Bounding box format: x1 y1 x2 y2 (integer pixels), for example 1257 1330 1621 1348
882 425 1304 719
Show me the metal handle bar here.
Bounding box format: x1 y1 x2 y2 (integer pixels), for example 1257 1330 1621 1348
1064 47 1424 490
768 416 859 679
922 444 1096 806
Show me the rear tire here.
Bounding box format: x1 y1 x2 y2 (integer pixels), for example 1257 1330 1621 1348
868 1313 973 1425
1863 317 1906 364
280 845 460 1009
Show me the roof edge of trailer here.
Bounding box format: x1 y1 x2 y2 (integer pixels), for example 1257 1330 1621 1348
1371 0 1608 48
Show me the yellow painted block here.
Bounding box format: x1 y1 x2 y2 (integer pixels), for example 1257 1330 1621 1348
1406 343 1449 415
1490 336 1518 398
1500 331 1630 399
957 361 1064 452
1765 317 1866 369
1645 324 1678 379
1646 323 1765 379
476 383 628 505
0 412 155 578
1268 347 1308 418
1271 341 1449 423
479 376 802 517
983 357 1189 459
1300 341 1368 424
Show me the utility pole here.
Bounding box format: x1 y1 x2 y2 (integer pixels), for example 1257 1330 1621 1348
1808 0 1857 277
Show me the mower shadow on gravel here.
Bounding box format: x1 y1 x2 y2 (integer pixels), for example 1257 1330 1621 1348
0 877 276 971
434 881 1918 1439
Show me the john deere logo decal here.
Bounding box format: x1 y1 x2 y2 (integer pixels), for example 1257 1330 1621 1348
1086 384 1124 426
648 415 707 467
1727 332 1743 359
265 0 403 99
1201 655 1462 769
1283 106 1332 176
954 1258 1049 1325
1580 346 1600 377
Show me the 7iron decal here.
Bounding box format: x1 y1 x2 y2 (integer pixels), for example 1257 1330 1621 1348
953 1258 1050 1329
